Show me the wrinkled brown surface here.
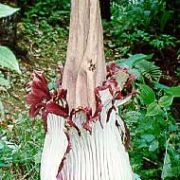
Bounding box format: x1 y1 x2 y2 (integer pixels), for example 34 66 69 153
62 0 106 112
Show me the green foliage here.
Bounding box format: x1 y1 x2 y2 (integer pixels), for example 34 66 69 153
159 95 173 107
118 54 180 179
20 0 69 65
0 1 68 178
0 46 21 73
124 91 179 179
165 86 180 98
0 114 43 179
118 54 153 68
106 0 178 56
161 134 180 179
0 5 20 66
0 4 21 88
24 0 70 25
135 59 161 82
149 34 176 49
138 84 155 105
111 0 173 33
0 46 21 88
118 54 161 82
21 18 67 66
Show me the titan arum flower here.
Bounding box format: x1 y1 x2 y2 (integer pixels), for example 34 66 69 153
27 0 136 179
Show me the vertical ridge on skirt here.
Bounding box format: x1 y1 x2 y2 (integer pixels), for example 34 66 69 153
41 114 68 180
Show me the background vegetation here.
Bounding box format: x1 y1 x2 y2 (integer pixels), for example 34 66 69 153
0 0 179 179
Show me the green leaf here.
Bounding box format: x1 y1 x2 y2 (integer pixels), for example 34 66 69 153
161 145 173 179
127 54 153 67
141 134 155 143
154 83 169 90
0 3 19 18
0 162 10 168
165 86 180 98
149 140 159 152
135 60 161 82
118 53 153 68
146 102 162 117
125 111 142 123
159 95 173 107
117 54 161 82
138 84 156 105
0 46 21 73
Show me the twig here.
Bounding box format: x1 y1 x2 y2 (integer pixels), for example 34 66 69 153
143 157 158 166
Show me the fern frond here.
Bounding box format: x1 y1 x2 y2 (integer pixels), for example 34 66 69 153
134 60 161 82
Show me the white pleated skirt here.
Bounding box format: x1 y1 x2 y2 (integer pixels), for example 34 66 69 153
41 90 134 180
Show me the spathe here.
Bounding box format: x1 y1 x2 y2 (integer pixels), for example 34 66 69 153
27 0 135 179
38 64 135 179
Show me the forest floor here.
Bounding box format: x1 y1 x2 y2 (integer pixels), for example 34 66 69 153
0 19 70 179
1 21 68 122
